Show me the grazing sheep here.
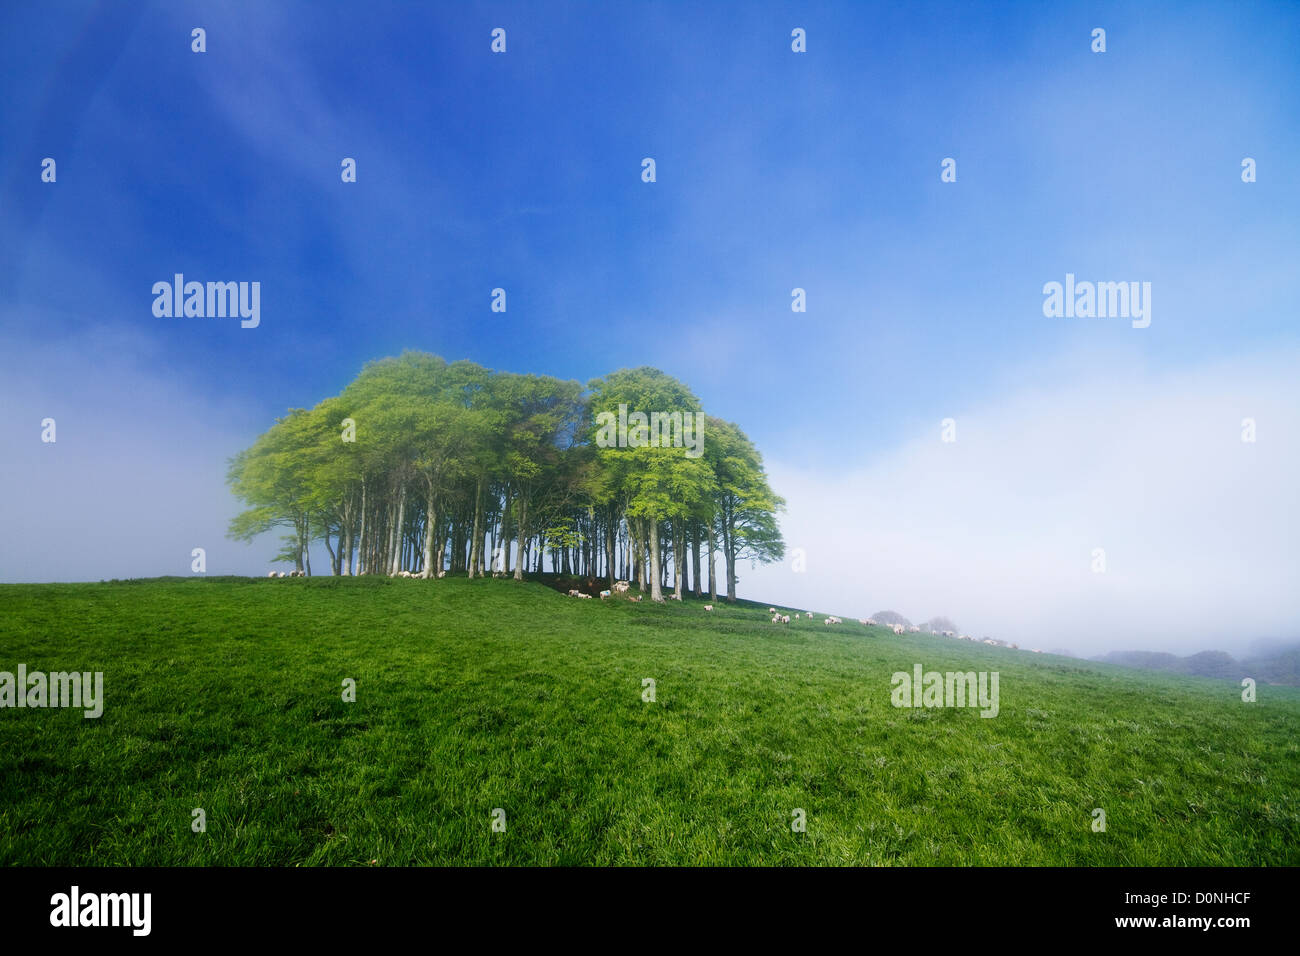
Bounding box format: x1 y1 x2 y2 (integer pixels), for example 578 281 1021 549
892 624 904 635
768 607 776 614
600 590 611 599
771 615 781 623
628 595 643 602
267 571 277 578
704 605 713 611
781 614 790 623
865 618 877 626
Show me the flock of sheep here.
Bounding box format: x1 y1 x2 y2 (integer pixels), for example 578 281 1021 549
759 607 1044 653
566 580 643 602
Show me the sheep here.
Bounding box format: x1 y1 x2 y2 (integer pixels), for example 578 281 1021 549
567 589 582 597
600 590 611 599
908 625 920 633
865 618 877 626
704 605 713 611
769 607 777 614
277 571 287 578
891 624 904 635
1031 648 1043 653
771 615 781 623
781 614 790 623
628 595 643 602
824 616 841 625
805 612 813 619
267 571 277 578
614 581 630 593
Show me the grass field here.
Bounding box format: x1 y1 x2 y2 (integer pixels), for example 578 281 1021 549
2 576 1297 866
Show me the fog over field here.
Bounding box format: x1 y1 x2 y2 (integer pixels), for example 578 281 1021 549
4 329 1295 659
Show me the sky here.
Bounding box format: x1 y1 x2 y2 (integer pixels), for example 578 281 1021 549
1 1 1297 656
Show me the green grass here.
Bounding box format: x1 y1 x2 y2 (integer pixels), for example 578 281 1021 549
1 576 1297 865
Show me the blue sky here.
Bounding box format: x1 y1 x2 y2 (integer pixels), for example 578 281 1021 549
2 1 1298 655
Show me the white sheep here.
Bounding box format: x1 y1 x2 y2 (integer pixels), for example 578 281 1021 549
704 604 713 611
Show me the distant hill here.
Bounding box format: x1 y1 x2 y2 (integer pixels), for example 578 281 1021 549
1095 645 1300 687
871 610 912 628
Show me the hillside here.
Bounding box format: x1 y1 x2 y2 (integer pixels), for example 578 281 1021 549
1 577 1297 865
1096 647 1300 687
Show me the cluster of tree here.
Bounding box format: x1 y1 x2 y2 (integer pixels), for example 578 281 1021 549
226 352 785 602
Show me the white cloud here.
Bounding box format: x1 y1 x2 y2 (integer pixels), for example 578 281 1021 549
744 346 1300 657
0 326 271 582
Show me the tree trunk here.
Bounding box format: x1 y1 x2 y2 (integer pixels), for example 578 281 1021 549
467 476 485 579
708 523 718 602
648 520 664 602
691 523 702 597
421 486 439 578
672 524 683 600
513 497 528 581
324 526 337 575
389 485 406 576
725 516 737 602
606 516 617 586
